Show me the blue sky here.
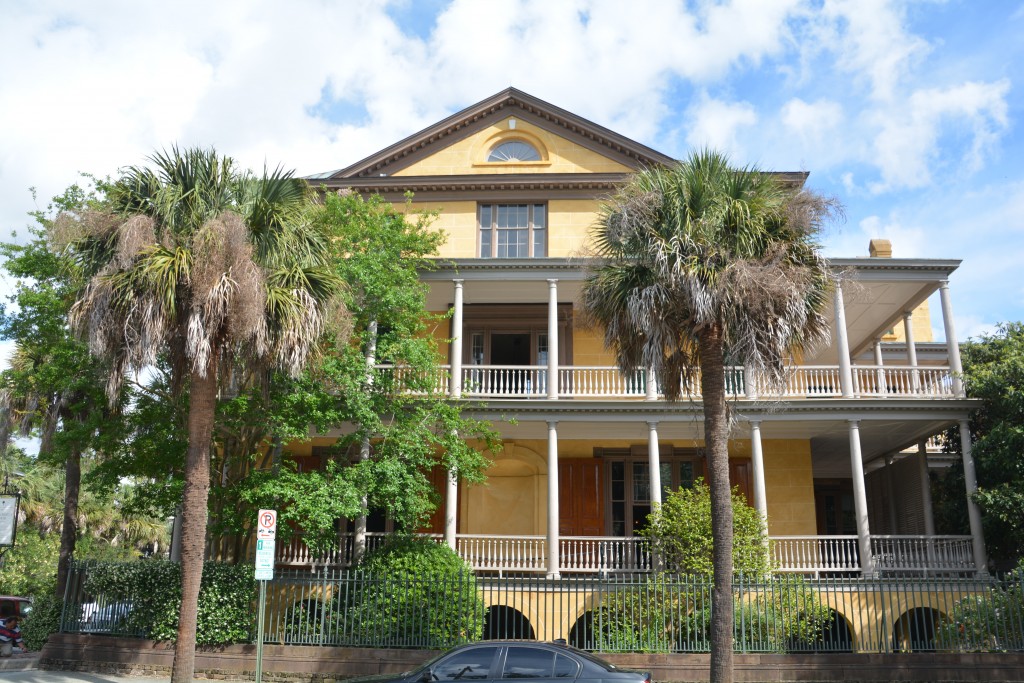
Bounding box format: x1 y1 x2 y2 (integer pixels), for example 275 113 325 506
0 0 1021 343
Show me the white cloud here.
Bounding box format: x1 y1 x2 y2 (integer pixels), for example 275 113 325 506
781 97 843 143
868 80 1011 192
855 215 926 258
684 96 758 156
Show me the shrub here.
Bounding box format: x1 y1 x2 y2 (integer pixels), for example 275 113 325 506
20 591 62 651
937 561 1024 652
594 576 832 653
348 536 484 647
83 560 255 645
643 478 770 578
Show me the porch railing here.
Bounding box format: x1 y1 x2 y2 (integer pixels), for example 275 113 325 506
275 533 976 576
377 364 956 400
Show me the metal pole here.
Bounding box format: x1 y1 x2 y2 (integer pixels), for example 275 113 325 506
256 579 267 683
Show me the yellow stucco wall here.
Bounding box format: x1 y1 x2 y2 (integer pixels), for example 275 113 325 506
881 301 934 343
395 118 633 177
409 198 600 259
460 437 817 538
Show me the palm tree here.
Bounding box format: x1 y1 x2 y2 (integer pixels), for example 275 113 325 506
582 150 838 683
60 147 342 683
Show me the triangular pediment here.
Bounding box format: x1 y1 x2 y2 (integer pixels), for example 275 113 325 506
318 88 676 182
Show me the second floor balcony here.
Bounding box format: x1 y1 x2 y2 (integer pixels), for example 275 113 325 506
385 363 957 401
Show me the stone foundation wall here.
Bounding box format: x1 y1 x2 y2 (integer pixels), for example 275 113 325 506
39 634 1024 682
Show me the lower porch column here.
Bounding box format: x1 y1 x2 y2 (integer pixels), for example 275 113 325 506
546 420 560 578
445 468 458 551
917 440 936 537
848 420 875 575
959 419 989 574
750 420 768 521
648 421 662 506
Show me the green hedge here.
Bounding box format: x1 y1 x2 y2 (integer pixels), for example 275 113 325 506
82 560 255 645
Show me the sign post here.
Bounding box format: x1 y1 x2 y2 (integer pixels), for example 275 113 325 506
254 509 276 683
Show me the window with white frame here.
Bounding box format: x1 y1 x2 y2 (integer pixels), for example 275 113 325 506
479 204 547 258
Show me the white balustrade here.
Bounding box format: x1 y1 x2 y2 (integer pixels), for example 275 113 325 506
277 532 974 575
771 536 861 574
870 535 975 573
373 364 954 400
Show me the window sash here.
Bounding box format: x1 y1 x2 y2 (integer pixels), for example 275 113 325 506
479 204 547 258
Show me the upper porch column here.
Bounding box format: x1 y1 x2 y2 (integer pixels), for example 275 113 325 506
834 281 855 398
959 419 989 574
939 280 965 398
450 279 464 398
848 420 875 575
546 420 561 578
547 279 559 400
873 340 886 398
904 311 920 392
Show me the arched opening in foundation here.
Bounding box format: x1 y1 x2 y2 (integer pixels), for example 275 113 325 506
788 608 854 652
892 607 944 652
568 611 595 650
482 605 535 640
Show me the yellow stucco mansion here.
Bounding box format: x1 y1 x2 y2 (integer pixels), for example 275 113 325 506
278 88 986 581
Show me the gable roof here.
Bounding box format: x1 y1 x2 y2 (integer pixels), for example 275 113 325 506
311 88 678 182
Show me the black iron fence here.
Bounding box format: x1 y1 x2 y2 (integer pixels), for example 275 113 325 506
60 563 1024 654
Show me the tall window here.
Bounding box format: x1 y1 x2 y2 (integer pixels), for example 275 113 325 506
479 204 547 258
605 454 698 536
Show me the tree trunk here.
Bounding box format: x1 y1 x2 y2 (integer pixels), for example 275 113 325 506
170 357 218 683
698 324 734 683
55 441 81 600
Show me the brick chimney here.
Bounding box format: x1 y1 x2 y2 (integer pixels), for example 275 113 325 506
869 238 892 258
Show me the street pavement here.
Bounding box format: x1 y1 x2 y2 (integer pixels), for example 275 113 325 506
0 674 172 683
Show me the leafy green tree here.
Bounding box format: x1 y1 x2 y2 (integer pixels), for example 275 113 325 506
57 147 342 683
233 192 496 556
0 182 126 598
935 322 1024 567
582 150 838 682
644 479 770 578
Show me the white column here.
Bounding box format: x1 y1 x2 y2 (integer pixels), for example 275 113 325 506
848 420 874 575
450 279 464 398
744 365 758 400
645 366 658 401
939 281 965 398
959 419 989 574
904 311 920 393
873 340 886 398
354 319 378 563
750 421 768 522
917 440 936 537
445 468 458 551
547 279 559 400
648 421 662 506
834 281 855 398
546 420 560 578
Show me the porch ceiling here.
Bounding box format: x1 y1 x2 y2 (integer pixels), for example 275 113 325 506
460 398 973 474
421 258 960 362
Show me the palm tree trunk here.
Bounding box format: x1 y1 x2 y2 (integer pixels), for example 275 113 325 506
698 324 734 683
55 441 81 600
170 357 218 683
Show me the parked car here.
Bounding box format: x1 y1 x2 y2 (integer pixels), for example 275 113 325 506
80 601 133 633
0 596 31 618
342 641 652 683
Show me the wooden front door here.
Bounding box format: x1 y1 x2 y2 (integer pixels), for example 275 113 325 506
559 460 603 536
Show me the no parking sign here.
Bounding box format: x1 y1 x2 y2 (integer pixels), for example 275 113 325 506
254 509 277 580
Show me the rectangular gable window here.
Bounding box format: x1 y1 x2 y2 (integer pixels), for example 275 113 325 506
479 204 547 258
